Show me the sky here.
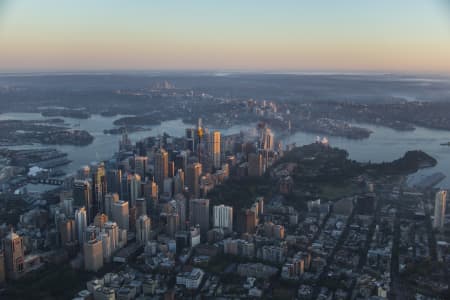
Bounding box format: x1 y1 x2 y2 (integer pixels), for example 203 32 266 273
0 0 450 73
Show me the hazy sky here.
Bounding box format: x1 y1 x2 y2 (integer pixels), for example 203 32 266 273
1 0 450 73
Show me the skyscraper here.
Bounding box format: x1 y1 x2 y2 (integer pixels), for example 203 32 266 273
104 193 119 219
433 190 447 230
211 130 221 169
127 173 142 207
173 169 185 195
106 169 122 196
213 205 233 231
248 153 263 177
92 162 107 215
154 148 168 188
73 180 93 223
134 156 148 178
261 127 274 151
75 207 88 244
103 221 119 253
112 200 129 231
189 199 210 236
136 215 151 244
83 239 103 272
186 163 202 198
135 197 147 218
166 213 180 238
2 231 25 280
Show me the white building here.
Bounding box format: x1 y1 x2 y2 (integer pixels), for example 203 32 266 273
213 204 233 230
176 268 205 289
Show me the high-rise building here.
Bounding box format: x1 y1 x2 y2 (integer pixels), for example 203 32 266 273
104 193 119 219
248 153 263 177
94 213 108 228
136 215 151 244
189 199 210 236
185 128 197 153
2 231 25 280
59 218 77 246
83 239 103 272
103 221 119 253
163 178 173 198
433 190 447 229
99 232 112 262
92 163 107 216
75 207 88 244
134 156 148 178
106 169 122 196
166 213 180 238
135 197 147 218
173 169 185 195
73 180 93 223
213 205 233 231
211 131 221 169
127 173 142 207
112 201 129 231
261 127 274 151
237 209 256 234
0 251 5 284
60 197 74 217
186 163 202 198
154 148 169 188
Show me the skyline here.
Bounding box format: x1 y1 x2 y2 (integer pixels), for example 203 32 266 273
1 1 450 73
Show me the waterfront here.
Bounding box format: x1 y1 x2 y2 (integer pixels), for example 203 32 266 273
1 112 450 187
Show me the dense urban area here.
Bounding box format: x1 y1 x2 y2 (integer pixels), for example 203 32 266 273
0 77 449 300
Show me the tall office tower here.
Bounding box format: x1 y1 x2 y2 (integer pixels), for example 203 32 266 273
112 200 129 230
73 180 93 223
62 197 74 217
75 207 88 244
261 127 274 151
168 161 175 178
185 128 196 152
174 194 187 228
104 193 119 219
92 162 107 216
211 130 221 169
163 178 173 198
166 213 180 237
59 218 77 245
173 169 185 195
3 231 25 280
83 239 103 272
433 190 447 229
136 215 151 244
213 205 233 231
189 199 210 236
186 163 202 198
106 169 122 196
103 221 119 253
135 198 147 218
247 153 263 177
134 156 148 178
0 251 5 284
154 148 169 188
99 232 111 262
255 196 264 216
175 151 188 172
127 173 142 207
94 213 108 228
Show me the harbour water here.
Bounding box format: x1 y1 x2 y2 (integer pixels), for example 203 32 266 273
1 112 450 188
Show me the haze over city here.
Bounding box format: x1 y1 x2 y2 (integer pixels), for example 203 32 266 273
1 0 450 73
